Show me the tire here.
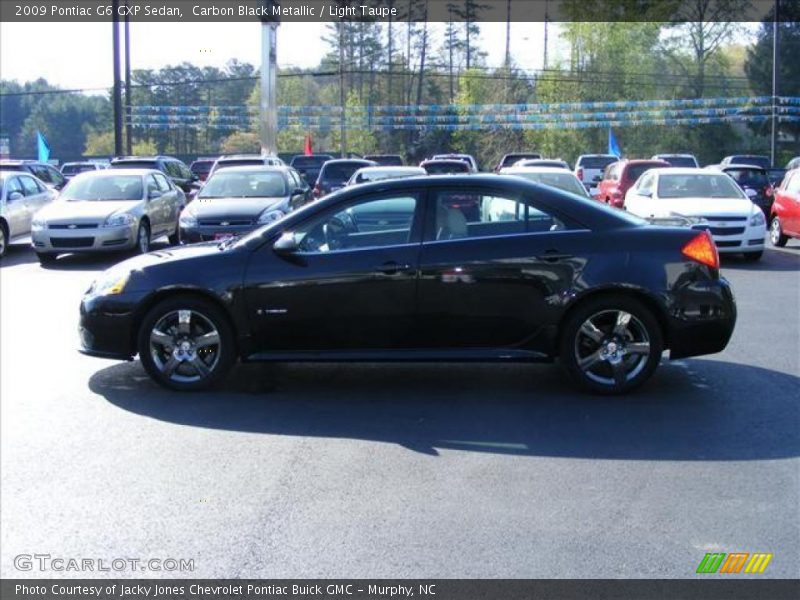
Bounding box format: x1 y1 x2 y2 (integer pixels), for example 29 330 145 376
743 250 763 261
769 216 788 247
137 295 236 391
559 295 664 395
36 252 58 265
168 228 180 246
135 221 151 254
0 222 7 259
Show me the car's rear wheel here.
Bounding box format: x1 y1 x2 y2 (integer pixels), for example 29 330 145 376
137 296 236 391
769 217 788 247
560 296 663 395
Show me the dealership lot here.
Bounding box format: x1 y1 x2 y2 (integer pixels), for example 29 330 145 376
1 241 798 578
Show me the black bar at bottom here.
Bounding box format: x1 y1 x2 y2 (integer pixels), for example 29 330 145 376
2 579 799 600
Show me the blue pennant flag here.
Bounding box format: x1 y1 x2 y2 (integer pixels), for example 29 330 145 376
608 127 622 157
37 131 50 162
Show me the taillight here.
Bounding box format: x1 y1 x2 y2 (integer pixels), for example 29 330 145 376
577 167 584 181
682 231 719 269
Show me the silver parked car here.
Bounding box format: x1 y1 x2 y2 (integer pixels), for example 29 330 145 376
31 169 184 264
0 170 58 258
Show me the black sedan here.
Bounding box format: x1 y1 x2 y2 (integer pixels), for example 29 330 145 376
179 165 310 243
79 175 736 395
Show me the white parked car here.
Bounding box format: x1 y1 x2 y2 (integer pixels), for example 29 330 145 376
346 166 426 186
0 170 58 258
625 168 766 261
500 166 591 198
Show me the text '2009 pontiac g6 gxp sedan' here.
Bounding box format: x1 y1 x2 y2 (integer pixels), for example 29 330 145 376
79 175 736 395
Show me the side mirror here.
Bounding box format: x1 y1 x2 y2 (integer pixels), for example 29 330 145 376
8 191 24 201
148 189 162 200
273 232 299 254
292 187 306 197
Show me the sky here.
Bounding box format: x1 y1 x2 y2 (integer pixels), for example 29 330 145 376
0 21 552 91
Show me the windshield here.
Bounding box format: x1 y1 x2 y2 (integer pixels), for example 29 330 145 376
424 162 469 174
111 160 156 170
730 156 770 169
627 164 661 181
511 172 589 197
578 156 617 169
61 175 143 201
199 171 287 198
502 154 541 166
661 156 697 168
62 164 96 175
725 168 768 188
291 156 332 168
321 163 365 183
657 173 746 199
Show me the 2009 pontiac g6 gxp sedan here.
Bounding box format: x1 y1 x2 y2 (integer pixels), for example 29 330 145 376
79 175 737 395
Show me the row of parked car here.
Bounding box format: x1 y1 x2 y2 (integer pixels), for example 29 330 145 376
1 150 798 263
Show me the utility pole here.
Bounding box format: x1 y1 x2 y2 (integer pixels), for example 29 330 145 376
770 0 780 167
543 0 550 70
112 0 123 157
339 19 347 157
124 1 132 155
259 2 279 155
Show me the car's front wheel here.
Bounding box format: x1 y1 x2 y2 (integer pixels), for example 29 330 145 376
0 224 7 258
137 296 236 391
135 221 151 254
559 295 663 395
769 217 788 247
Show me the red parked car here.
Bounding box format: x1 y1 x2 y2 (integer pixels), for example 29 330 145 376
769 168 800 247
595 159 669 208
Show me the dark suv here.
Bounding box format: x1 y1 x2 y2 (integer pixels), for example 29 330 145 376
110 156 197 193
0 160 67 190
313 158 376 198
289 154 334 186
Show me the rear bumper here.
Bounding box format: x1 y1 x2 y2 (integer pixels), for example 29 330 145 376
667 277 737 360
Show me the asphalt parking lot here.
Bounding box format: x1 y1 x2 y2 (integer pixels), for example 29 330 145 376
1 240 798 578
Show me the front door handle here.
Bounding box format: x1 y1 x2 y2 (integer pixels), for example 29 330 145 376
375 261 413 275
537 250 573 262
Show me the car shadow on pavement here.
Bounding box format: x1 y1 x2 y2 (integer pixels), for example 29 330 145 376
90 358 800 460
35 242 173 271
721 247 800 273
0 245 40 267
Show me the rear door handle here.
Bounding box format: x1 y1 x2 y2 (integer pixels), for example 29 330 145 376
537 250 573 262
375 261 413 275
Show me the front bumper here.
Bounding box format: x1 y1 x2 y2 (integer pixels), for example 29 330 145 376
79 290 149 360
667 276 737 360
707 221 766 254
32 224 137 254
180 224 256 244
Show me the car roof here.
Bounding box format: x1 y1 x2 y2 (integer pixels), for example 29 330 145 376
577 154 617 158
648 167 718 176
502 166 578 175
218 154 280 160
721 164 767 171
208 165 290 174
356 165 423 172
112 155 177 161
322 158 376 166
74 168 157 177
653 153 695 157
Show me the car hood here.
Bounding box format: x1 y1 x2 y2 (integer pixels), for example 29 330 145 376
189 196 287 218
648 197 756 217
36 199 142 222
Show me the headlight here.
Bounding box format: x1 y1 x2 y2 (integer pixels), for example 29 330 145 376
179 211 198 228
257 209 285 224
31 218 47 231
89 270 130 296
103 213 135 228
750 210 765 227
